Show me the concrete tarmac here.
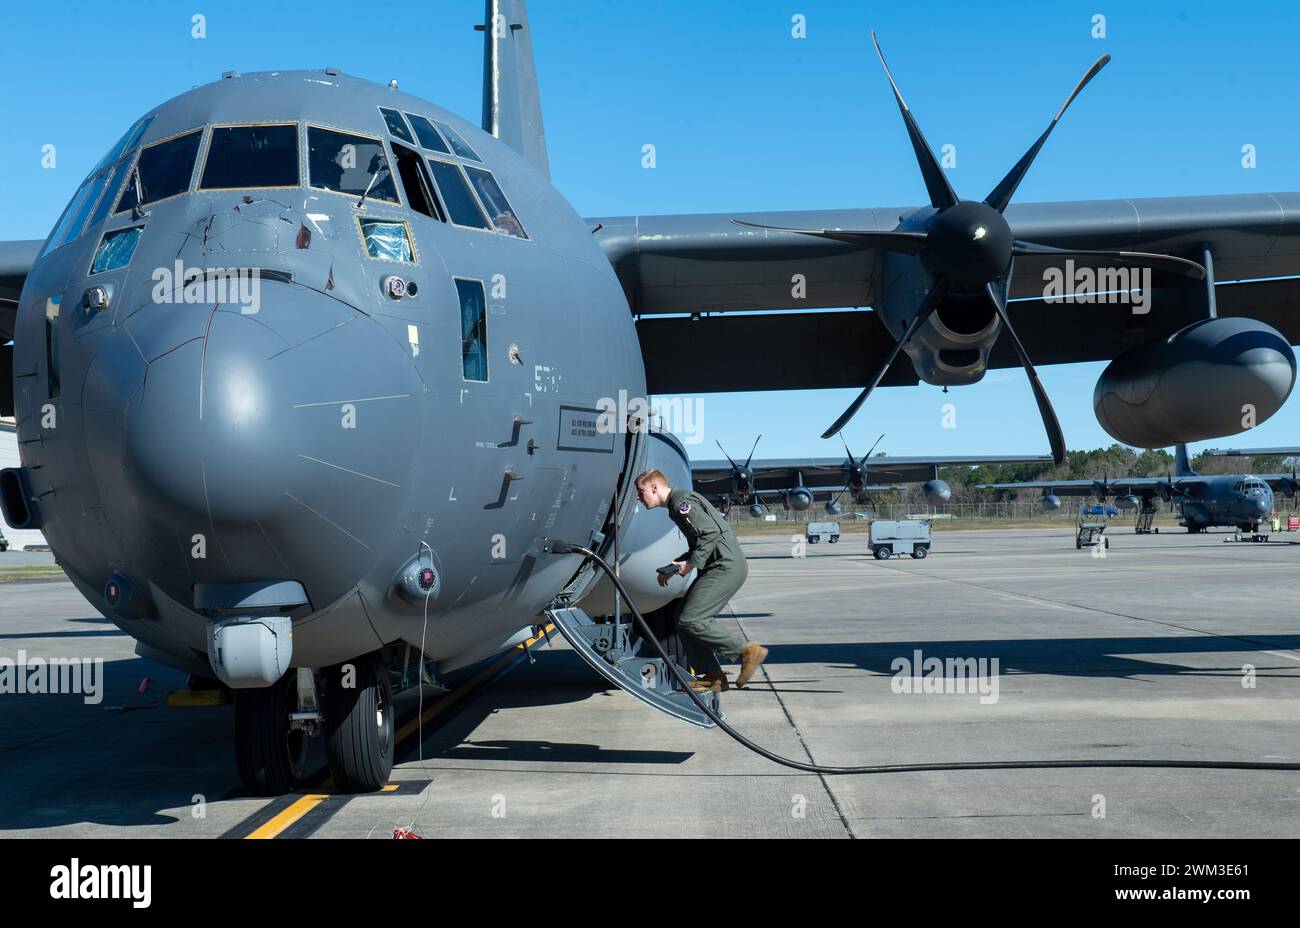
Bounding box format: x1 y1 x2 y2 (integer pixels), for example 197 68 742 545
1 527 1297 838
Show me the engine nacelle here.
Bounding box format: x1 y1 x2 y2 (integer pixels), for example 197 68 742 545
748 503 763 518
826 499 843 515
1041 493 1061 512
785 488 812 511
922 479 951 506
1115 494 1139 511
1093 317 1295 448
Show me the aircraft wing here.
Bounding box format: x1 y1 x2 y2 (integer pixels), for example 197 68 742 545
976 477 1170 497
0 239 37 417
590 194 1300 394
1203 446 1300 458
691 452 1051 495
860 454 1054 484
0 239 40 343
749 485 896 503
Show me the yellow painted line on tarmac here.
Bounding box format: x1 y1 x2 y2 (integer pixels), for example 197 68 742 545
245 792 331 839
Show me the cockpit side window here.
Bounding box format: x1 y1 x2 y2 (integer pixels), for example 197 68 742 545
455 279 488 382
390 143 445 221
115 128 203 213
463 166 526 238
200 124 300 190
433 121 482 161
94 114 156 174
378 107 415 145
44 296 61 399
425 159 490 229
90 226 144 274
85 159 134 231
358 218 415 263
307 126 400 204
403 113 451 155
42 181 97 256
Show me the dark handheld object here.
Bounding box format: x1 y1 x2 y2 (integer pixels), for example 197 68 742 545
656 564 680 576
546 539 1300 775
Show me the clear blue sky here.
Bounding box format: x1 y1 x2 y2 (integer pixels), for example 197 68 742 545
3 0 1299 459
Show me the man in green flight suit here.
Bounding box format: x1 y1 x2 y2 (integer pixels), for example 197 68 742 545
635 467 768 692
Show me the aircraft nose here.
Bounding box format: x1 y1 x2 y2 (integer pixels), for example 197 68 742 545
113 283 423 601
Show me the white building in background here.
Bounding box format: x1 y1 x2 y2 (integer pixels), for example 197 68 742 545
0 420 47 550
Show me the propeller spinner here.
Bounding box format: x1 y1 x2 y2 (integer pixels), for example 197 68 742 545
733 33 1207 463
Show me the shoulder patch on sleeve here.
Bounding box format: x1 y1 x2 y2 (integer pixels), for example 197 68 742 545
678 500 691 515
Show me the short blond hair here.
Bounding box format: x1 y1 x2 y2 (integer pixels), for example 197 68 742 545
634 468 668 488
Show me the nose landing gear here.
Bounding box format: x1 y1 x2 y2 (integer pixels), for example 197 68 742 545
233 653 395 796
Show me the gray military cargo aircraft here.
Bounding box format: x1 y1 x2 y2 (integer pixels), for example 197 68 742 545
3 1 1300 793
691 433 1050 516
978 444 1298 533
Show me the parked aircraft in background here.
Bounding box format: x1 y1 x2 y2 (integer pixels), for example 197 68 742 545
979 444 1299 532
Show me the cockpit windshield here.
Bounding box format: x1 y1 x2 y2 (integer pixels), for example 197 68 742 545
307 126 399 203
403 113 451 155
433 121 481 161
200 124 300 190
115 128 203 212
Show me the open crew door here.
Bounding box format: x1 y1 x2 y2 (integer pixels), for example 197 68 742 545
543 605 722 727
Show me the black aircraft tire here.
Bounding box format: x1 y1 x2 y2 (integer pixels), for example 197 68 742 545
324 654 394 793
235 673 307 796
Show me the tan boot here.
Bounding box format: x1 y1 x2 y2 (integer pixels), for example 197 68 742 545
688 671 729 693
686 670 728 691
735 643 769 688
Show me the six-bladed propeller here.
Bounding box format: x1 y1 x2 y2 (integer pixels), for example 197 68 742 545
732 33 1208 463
827 432 886 512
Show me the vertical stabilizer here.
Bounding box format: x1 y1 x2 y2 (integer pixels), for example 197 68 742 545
480 0 550 179
1175 443 1195 477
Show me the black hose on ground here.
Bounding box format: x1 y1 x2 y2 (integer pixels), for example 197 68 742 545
549 542 1300 774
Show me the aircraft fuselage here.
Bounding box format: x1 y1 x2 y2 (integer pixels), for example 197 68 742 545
10 70 641 676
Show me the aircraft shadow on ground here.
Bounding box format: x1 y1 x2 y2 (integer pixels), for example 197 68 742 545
759 635 1300 680
0 656 232 831
401 649 697 767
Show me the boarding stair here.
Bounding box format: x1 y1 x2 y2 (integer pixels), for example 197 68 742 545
1135 499 1158 534
543 604 721 727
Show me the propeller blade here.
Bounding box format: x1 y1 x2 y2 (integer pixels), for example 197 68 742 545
871 31 959 211
729 219 929 255
984 279 1066 465
821 278 948 440
716 440 738 470
863 432 886 461
984 54 1111 212
1012 240 1206 279
743 434 762 471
